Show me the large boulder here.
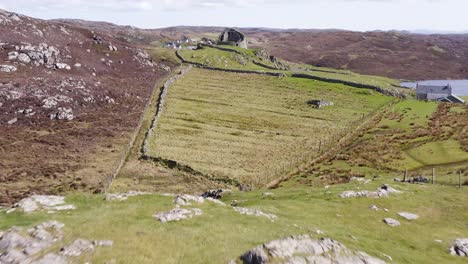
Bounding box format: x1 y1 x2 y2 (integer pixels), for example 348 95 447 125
450 238 468 257
238 235 386 264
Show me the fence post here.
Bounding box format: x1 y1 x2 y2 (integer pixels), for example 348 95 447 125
403 169 407 182
459 171 462 189
432 168 435 184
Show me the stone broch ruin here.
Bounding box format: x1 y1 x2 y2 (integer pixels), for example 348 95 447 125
218 28 248 49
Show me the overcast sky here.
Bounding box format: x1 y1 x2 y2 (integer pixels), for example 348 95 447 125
1 0 467 32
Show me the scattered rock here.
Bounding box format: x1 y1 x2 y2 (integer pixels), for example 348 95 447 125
370 205 379 211
153 208 202 223
262 192 274 198
60 239 94 257
233 207 278 221
174 194 204 206
238 235 386 264
398 212 419 220
108 44 118 51
54 63 71 70
0 64 17 72
383 218 400 227
74 63 82 68
450 239 468 257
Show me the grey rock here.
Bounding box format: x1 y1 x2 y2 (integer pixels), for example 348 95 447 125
17 53 31 64
449 238 468 257
49 107 74 121
238 235 386 264
153 208 202 223
7 118 17 125
7 51 18 60
340 185 401 199
383 218 400 227
369 205 379 211
174 194 204 206
398 212 419 220
105 191 150 201
13 195 75 213
54 63 71 70
60 239 94 257
0 65 17 72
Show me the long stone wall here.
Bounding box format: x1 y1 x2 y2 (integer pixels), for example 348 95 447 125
291 73 405 98
141 65 192 156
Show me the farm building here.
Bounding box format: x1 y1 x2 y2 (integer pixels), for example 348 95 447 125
416 83 465 103
218 28 248 49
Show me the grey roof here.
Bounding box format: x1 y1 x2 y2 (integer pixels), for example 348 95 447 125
438 94 465 104
416 84 451 94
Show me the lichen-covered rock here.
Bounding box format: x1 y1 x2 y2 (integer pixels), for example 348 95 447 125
238 235 386 264
153 208 202 223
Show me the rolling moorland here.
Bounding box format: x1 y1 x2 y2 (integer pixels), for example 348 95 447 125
1 9 468 264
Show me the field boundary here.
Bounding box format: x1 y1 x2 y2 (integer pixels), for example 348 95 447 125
266 98 400 189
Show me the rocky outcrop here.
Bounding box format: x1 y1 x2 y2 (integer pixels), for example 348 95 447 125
340 185 402 199
49 107 74 121
0 221 64 264
0 65 17 72
238 235 386 264
174 194 204 206
153 208 203 223
7 43 61 68
450 239 468 257
11 195 76 213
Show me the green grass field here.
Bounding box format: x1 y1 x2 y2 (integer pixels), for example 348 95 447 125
1 178 468 263
144 68 393 184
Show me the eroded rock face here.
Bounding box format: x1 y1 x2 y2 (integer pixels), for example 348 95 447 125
238 235 386 264
450 239 468 257
153 208 202 223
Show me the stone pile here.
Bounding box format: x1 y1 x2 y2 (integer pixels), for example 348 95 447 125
238 235 386 264
340 185 402 199
7 43 63 68
10 195 76 213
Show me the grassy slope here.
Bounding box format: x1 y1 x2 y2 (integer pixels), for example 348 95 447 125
144 68 392 184
289 100 468 187
1 178 468 263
